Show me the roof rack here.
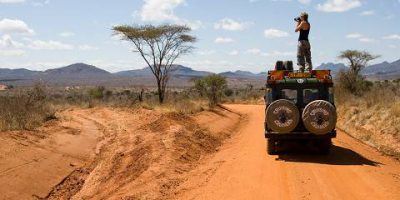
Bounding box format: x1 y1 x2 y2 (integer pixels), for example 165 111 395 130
267 70 333 84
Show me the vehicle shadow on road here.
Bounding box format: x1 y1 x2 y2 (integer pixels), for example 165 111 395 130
276 145 381 166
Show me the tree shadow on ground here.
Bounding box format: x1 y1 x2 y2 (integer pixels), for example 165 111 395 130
276 144 381 166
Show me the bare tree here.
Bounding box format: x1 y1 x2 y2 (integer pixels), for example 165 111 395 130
113 24 196 103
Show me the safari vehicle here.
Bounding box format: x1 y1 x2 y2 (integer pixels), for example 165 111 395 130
265 61 337 155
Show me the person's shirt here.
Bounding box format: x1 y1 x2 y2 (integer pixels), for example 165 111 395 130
296 21 310 41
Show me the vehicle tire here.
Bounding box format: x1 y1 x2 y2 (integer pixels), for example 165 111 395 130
302 100 337 135
275 61 284 70
267 139 277 155
266 99 300 133
318 138 332 154
284 61 294 71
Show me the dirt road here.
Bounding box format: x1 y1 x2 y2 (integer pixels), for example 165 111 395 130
1 105 399 200
178 105 400 200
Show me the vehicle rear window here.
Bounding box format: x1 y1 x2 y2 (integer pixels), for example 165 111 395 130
303 89 319 104
279 89 297 103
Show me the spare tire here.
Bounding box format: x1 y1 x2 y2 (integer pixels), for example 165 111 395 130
275 61 284 70
283 61 294 71
302 100 337 135
266 99 299 133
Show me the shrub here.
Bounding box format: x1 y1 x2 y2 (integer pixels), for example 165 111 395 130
88 86 105 99
194 75 227 107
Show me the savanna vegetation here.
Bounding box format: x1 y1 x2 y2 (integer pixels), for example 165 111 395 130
335 50 400 158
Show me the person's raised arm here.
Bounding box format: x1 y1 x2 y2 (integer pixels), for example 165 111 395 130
295 21 304 32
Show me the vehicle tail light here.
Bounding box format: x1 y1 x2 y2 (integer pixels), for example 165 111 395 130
268 71 285 81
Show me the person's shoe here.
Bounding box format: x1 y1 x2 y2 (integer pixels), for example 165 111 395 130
298 65 305 72
305 64 312 72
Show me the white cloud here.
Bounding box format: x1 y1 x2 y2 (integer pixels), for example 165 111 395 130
214 18 252 31
178 19 203 30
139 0 185 22
264 29 289 38
0 34 24 48
383 34 400 40
215 37 234 44
0 18 35 35
262 51 295 57
137 0 202 30
26 39 74 50
197 50 216 55
32 0 50 7
346 33 362 39
78 45 98 51
358 37 375 43
360 10 375 16
298 0 312 4
0 34 25 56
246 48 261 55
0 0 25 3
346 33 376 43
59 31 75 37
317 0 361 12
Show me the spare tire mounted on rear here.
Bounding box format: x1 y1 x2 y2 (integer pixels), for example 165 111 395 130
266 99 299 133
302 100 337 135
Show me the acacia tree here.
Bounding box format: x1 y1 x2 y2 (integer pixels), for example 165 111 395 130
338 50 379 75
338 50 379 94
113 24 196 103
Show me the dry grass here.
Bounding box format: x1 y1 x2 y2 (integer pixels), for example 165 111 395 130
0 85 55 131
336 82 400 158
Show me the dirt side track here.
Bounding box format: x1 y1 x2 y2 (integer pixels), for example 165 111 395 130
0 105 399 200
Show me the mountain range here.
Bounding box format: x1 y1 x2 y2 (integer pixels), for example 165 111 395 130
0 60 399 87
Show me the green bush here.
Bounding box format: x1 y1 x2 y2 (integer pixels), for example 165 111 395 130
194 75 227 107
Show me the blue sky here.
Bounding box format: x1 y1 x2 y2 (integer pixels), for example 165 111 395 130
0 0 399 73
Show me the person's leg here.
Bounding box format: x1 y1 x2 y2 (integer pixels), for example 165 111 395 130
304 41 312 71
297 41 306 72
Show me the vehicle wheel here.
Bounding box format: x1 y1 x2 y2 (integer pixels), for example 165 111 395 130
318 138 332 154
302 100 337 135
266 99 300 134
267 139 278 155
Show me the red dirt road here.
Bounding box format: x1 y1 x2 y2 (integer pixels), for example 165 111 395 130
178 105 400 200
0 105 400 200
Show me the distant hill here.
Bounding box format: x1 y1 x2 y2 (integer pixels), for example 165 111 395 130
219 70 264 78
315 63 347 75
0 68 40 78
362 59 400 80
115 65 211 78
43 63 111 77
0 59 398 87
315 59 400 80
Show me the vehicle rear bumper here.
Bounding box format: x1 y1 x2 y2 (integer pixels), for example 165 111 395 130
265 130 337 140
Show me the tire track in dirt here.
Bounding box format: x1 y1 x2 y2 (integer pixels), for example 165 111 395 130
0 109 105 200
44 107 242 200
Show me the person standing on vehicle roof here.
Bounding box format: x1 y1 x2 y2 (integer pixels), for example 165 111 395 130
295 12 312 72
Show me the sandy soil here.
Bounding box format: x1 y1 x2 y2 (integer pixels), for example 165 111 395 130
177 105 400 200
1 105 399 200
0 106 241 199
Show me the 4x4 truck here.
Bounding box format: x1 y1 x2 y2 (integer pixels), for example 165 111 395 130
265 61 337 155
